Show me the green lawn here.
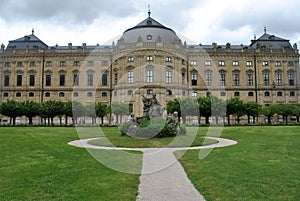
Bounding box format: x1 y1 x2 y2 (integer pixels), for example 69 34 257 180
177 126 300 201
1 126 300 201
0 127 141 201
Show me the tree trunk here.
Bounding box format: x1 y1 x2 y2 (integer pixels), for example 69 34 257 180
227 115 230 125
29 117 33 125
297 116 300 123
205 116 209 125
13 117 16 125
268 116 271 124
51 117 54 126
237 117 241 124
197 115 201 125
182 116 186 124
9 117 12 125
101 117 104 125
59 117 62 125
247 115 251 124
285 115 288 124
65 116 68 125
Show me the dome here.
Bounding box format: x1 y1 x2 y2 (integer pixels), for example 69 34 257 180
117 16 182 45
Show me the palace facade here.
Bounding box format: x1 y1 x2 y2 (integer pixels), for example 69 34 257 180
1 12 299 119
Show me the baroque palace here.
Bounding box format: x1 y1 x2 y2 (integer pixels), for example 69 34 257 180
1 11 299 119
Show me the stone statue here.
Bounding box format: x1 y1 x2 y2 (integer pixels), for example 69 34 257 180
167 111 180 134
141 93 164 119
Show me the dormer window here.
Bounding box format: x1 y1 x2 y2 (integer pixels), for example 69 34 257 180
147 35 152 40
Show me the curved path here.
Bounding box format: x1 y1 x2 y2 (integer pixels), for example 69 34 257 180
68 137 237 201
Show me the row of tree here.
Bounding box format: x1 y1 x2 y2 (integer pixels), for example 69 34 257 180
0 100 111 125
1 97 300 126
166 96 300 125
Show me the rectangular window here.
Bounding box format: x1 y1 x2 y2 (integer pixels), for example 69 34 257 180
102 74 108 86
17 61 23 67
204 61 211 66
17 75 22 86
46 61 52 67
232 61 239 66
4 75 9 86
46 75 51 86
190 61 197 66
146 56 153 61
166 70 172 83
233 74 239 86
74 61 80 66
128 57 134 62
262 61 269 66
29 75 35 86
219 61 225 66
263 73 269 86
206 74 212 86
288 61 294 66
102 60 108 66
60 61 66 67
247 74 253 86
88 74 93 86
220 74 225 86
289 73 295 86
128 71 133 83
4 62 10 67
191 73 197 86
275 61 281 66
165 57 172 62
60 74 65 86
114 73 118 85
30 61 35 67
246 61 252 67
73 74 79 86
182 73 185 85
147 69 153 83
276 73 282 86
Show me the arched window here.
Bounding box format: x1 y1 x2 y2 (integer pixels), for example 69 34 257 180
265 91 270 97
277 91 283 96
192 91 198 97
3 92 9 97
290 91 296 97
147 89 153 95
166 90 172 96
59 92 65 97
45 92 51 97
234 92 240 96
248 92 254 97
87 92 93 97
128 90 133 96
16 92 22 97
220 92 226 97
73 92 79 97
102 92 108 97
29 92 35 97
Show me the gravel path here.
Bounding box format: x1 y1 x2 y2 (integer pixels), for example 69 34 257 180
68 137 237 201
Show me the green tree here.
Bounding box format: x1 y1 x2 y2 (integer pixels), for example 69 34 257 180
197 96 211 125
41 100 65 126
276 104 294 124
291 104 300 123
72 101 86 124
20 101 41 125
85 104 97 124
261 104 277 124
0 100 22 125
179 97 199 125
244 102 262 124
211 96 226 124
166 99 181 122
96 102 109 125
111 102 129 124
226 97 245 124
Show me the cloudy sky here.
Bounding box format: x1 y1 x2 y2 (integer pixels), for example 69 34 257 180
1 0 300 47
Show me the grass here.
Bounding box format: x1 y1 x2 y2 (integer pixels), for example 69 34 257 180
88 127 218 148
176 126 300 201
0 127 142 201
1 126 300 201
